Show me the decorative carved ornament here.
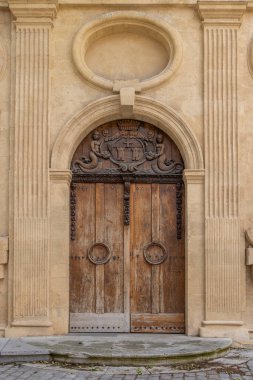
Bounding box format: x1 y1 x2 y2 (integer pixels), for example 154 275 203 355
70 184 77 241
176 182 183 240
144 242 168 265
124 182 130 226
72 120 183 178
71 119 184 239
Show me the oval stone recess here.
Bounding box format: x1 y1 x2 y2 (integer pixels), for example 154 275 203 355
85 29 169 82
73 11 183 91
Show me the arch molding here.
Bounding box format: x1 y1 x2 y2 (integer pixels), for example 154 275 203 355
50 95 204 171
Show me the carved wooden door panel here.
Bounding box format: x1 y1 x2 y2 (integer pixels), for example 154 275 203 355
69 182 130 332
130 183 185 333
70 119 185 333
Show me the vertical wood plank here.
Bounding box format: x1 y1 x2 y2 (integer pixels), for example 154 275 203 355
131 184 152 314
151 184 160 314
124 223 130 314
104 184 124 313
70 183 96 313
160 184 185 314
95 183 105 314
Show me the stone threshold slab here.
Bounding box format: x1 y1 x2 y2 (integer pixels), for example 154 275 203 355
0 334 232 366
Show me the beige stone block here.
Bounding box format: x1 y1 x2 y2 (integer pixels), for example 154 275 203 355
5 326 53 338
246 247 253 266
51 263 69 278
0 265 4 279
200 325 249 342
120 87 135 115
0 237 8 265
50 308 69 335
50 277 69 309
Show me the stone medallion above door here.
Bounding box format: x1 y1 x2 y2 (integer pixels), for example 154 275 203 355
72 11 183 92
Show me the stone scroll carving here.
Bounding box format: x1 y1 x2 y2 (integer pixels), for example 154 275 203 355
72 120 183 176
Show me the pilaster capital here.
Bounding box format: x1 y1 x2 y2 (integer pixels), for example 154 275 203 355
50 169 72 186
9 1 58 25
183 169 205 185
197 0 247 26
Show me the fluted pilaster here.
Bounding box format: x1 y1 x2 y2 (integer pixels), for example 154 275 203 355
199 0 246 323
10 2 57 325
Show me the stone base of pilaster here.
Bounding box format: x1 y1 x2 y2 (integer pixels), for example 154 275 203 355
4 325 53 338
200 322 249 341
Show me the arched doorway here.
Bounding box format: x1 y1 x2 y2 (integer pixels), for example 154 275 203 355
69 119 185 333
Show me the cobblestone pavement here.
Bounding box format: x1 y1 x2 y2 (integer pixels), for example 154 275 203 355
1 349 253 379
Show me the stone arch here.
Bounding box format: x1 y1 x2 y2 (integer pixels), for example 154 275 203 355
50 95 204 171
49 95 205 336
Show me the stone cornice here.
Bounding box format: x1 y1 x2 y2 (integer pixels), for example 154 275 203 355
0 0 197 7
1 0 253 9
198 0 247 25
59 0 196 4
9 1 58 22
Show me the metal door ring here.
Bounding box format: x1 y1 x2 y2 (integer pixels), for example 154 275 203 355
144 242 168 265
88 242 111 265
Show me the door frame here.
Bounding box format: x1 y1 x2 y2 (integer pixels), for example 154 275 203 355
49 95 205 336
69 177 185 333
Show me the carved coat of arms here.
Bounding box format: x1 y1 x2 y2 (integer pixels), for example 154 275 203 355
73 120 183 175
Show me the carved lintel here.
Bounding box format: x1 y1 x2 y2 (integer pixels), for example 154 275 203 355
70 184 77 240
124 181 130 226
72 173 182 184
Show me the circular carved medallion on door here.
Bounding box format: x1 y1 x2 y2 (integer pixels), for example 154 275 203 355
144 242 167 265
88 243 111 265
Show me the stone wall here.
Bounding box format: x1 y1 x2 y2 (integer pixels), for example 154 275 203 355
0 0 253 340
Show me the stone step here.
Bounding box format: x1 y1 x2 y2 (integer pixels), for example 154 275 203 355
0 334 232 366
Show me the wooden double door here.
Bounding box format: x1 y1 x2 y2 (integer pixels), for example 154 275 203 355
69 181 185 333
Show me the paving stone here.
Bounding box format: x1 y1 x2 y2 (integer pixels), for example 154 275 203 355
0 348 253 380
195 374 207 380
218 374 230 379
